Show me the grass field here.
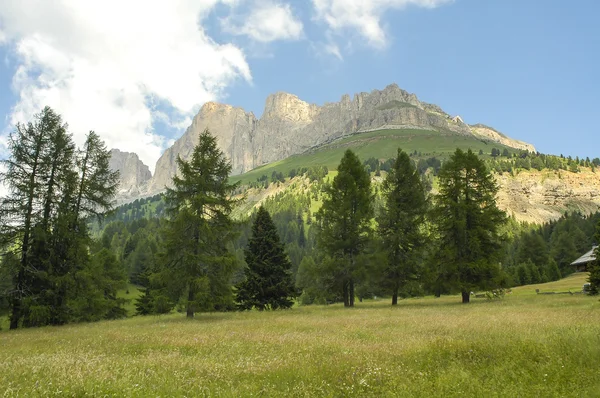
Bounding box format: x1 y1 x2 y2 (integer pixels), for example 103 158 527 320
231 128 515 185
117 284 144 316
1 273 598 397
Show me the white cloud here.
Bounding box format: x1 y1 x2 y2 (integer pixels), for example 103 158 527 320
221 1 303 42
312 0 451 50
0 0 252 172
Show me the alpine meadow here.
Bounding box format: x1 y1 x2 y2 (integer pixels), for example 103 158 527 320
1 5 600 392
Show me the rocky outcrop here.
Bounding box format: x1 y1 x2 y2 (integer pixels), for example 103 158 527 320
148 103 256 193
471 124 535 152
495 169 600 224
109 149 152 200
146 83 536 193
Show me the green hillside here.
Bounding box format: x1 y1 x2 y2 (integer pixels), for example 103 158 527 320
231 128 515 184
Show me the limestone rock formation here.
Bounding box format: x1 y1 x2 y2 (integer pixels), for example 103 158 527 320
109 149 152 200
148 103 256 193
495 169 600 224
471 124 535 152
146 83 536 194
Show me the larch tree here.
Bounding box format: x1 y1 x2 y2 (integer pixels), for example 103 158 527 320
0 107 122 329
316 149 374 307
236 206 295 310
432 148 507 303
159 129 239 318
0 109 52 329
377 149 428 305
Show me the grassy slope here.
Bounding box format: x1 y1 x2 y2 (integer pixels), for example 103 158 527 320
117 284 144 317
231 128 514 185
1 274 598 397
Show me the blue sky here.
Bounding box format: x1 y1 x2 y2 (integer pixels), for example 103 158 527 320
0 0 598 171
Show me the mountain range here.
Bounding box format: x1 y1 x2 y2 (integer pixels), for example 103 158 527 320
108 84 600 223
112 84 534 196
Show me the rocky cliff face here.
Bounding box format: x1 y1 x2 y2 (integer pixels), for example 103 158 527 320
147 83 536 193
495 169 600 224
109 149 152 200
471 124 535 152
148 103 256 193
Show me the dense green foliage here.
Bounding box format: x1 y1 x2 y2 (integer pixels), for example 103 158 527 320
3 111 599 332
0 107 123 329
503 211 600 286
377 149 429 304
316 150 374 307
431 149 507 303
486 148 598 174
588 221 600 295
236 206 295 310
150 129 239 318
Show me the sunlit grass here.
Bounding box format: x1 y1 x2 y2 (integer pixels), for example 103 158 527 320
2 276 599 397
117 284 144 316
510 272 589 296
230 129 513 185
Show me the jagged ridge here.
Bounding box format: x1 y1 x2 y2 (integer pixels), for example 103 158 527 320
146 84 535 194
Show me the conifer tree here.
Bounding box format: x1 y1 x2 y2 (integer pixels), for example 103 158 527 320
377 149 428 305
432 148 507 303
316 149 373 307
0 107 122 328
158 129 239 318
0 108 52 328
588 222 600 295
236 206 295 310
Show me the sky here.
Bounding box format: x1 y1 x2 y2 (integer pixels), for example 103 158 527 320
0 0 598 175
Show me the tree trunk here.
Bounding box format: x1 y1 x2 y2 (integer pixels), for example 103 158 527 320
461 291 470 304
349 279 355 307
11 134 44 330
9 270 24 330
75 147 89 224
392 287 398 305
187 288 195 318
343 280 350 307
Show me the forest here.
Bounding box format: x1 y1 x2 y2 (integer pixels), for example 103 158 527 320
1 108 600 330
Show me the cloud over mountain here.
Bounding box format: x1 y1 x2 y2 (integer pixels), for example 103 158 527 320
0 0 252 171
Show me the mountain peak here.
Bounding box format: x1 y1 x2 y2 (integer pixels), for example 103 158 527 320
262 91 318 123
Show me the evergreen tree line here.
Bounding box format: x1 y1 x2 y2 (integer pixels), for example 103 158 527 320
0 107 125 329
85 135 600 317
88 137 600 316
4 109 599 329
502 211 600 286
486 149 599 174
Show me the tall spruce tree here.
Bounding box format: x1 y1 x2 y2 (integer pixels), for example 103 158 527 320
432 148 507 303
377 149 428 305
236 206 295 310
158 129 239 318
316 149 373 307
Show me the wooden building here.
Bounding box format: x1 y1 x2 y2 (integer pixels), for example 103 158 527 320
571 246 597 272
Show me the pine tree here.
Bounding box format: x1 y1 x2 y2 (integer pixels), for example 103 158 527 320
432 148 507 303
236 207 295 310
588 221 600 295
316 149 374 307
377 149 428 305
158 129 239 318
